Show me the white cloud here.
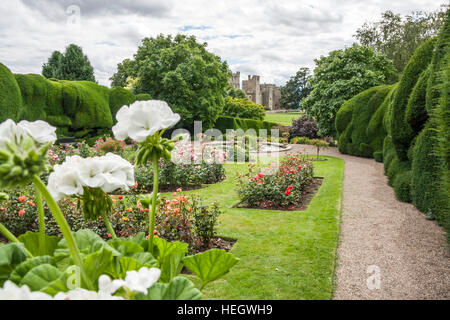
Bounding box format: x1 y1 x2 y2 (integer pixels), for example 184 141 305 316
0 0 443 87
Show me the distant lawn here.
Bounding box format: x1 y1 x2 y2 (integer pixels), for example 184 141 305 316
265 112 303 126
176 156 344 300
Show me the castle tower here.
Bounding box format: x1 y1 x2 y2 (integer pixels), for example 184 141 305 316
229 72 241 89
242 75 262 105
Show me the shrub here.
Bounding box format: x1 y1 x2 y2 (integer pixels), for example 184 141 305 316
290 115 318 139
156 193 222 250
405 67 430 134
236 154 314 209
336 85 392 157
135 93 152 101
0 63 22 122
94 136 126 154
390 37 437 161
222 97 265 120
411 126 440 212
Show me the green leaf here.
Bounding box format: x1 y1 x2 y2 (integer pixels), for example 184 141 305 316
153 237 188 283
41 268 76 296
19 264 62 291
137 276 202 300
183 249 239 288
129 252 157 267
116 257 144 278
83 248 114 289
108 240 144 255
0 243 29 285
126 232 148 251
18 231 60 256
56 229 120 256
9 256 53 284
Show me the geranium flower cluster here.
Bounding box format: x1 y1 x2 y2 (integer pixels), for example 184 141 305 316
0 119 57 149
0 267 161 300
113 100 180 142
48 153 135 201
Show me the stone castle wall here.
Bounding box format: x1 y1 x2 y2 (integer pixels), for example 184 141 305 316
233 72 281 110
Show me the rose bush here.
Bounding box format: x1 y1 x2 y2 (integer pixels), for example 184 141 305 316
236 154 314 208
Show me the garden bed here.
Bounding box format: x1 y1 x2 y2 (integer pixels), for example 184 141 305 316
235 177 323 211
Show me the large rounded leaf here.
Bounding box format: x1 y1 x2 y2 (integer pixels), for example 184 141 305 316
183 249 239 289
137 277 202 300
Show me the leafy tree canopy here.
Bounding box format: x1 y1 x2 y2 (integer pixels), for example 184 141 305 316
280 67 312 110
355 5 448 73
110 34 230 129
42 44 96 82
302 44 397 137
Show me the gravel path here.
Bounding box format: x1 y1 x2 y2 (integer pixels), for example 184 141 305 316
288 145 450 300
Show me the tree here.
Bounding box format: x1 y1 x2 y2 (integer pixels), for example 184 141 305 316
280 67 312 109
110 34 230 129
110 58 135 88
222 97 265 120
42 44 96 82
302 44 397 137
225 84 248 100
355 6 448 73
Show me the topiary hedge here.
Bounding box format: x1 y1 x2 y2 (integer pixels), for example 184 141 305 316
222 97 265 120
0 63 22 123
367 83 398 161
405 67 430 134
335 12 450 239
390 37 437 161
336 85 392 158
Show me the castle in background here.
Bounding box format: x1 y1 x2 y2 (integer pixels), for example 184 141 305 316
229 72 281 110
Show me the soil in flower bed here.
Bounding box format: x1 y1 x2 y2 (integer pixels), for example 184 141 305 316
193 236 237 254
235 177 324 211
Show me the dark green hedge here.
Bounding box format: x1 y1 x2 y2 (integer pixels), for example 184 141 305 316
367 84 398 160
214 116 277 135
0 63 23 122
390 37 437 161
10 72 114 137
405 67 430 134
336 85 392 157
426 11 450 239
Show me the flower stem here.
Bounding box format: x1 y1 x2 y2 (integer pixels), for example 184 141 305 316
148 153 159 252
0 222 33 258
34 187 46 255
31 175 94 290
101 211 117 239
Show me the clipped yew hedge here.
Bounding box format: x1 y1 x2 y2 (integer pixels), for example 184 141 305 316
335 11 449 239
336 85 392 158
0 64 145 138
0 63 23 122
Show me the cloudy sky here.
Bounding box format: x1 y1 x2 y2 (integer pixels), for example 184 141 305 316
0 0 443 87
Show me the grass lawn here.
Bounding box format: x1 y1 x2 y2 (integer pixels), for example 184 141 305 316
174 155 344 300
264 112 303 126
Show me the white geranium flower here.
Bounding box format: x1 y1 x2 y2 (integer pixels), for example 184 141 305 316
0 281 52 300
0 119 19 149
18 120 57 144
53 288 124 300
112 101 180 142
123 267 161 293
47 164 85 201
98 275 126 295
47 154 135 199
77 158 105 189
